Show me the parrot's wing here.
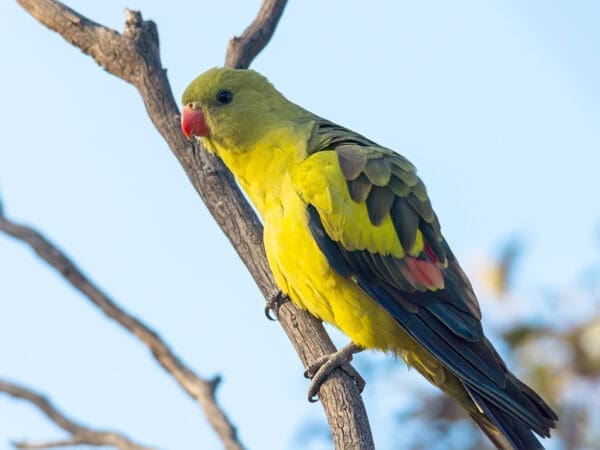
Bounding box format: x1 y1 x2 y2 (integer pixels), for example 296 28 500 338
300 119 555 437
304 119 484 340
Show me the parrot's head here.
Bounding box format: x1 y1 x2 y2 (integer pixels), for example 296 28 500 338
181 67 300 153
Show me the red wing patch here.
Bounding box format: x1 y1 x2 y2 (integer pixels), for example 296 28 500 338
405 257 445 290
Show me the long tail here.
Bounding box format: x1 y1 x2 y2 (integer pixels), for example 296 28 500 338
462 374 558 450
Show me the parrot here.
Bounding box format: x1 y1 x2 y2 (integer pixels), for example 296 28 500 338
180 67 557 449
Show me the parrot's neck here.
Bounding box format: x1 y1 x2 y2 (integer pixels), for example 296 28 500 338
206 122 312 219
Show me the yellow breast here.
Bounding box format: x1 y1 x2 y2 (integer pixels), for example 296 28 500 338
207 124 422 354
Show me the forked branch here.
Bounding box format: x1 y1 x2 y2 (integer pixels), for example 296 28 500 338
14 0 374 447
0 201 242 450
0 379 152 450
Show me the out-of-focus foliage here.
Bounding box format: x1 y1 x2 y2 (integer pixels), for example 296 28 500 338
477 236 525 298
296 233 600 450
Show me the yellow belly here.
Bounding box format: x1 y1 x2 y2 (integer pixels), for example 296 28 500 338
264 175 415 354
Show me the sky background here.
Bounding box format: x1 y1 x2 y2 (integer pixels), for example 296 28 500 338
1 1 599 449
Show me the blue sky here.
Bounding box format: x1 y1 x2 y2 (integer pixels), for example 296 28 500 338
1 1 599 449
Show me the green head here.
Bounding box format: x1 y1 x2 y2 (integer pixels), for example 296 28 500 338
181 68 301 151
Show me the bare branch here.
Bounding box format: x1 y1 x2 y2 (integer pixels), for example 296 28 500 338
15 0 374 447
0 379 152 450
0 206 243 450
225 0 288 69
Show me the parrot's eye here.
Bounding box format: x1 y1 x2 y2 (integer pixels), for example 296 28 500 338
216 89 233 104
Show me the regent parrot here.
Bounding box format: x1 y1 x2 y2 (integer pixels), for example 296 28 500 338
180 68 557 449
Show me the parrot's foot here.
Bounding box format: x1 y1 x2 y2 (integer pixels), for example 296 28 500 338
264 290 289 321
304 342 365 402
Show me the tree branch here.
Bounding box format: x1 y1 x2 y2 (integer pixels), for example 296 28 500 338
0 379 152 450
0 203 243 450
15 0 374 447
225 0 288 69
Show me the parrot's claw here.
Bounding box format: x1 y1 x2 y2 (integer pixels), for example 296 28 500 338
264 291 289 321
304 342 365 402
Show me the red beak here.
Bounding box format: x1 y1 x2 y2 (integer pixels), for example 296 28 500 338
181 106 209 139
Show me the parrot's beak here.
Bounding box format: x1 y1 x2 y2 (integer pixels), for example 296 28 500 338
181 105 209 139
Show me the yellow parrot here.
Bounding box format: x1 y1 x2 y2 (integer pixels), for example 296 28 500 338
180 68 557 449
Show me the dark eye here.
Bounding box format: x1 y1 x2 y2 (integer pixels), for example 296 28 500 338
216 89 233 104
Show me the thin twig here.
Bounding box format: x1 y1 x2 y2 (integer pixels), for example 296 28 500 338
15 0 374 447
0 379 152 450
0 203 243 450
225 0 288 69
